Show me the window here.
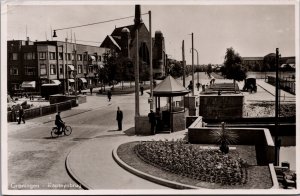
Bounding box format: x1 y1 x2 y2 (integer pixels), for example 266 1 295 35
77 54 82 61
10 67 19 75
78 64 82 74
84 65 87 73
59 64 63 75
83 54 87 61
12 53 18 60
88 66 93 73
50 64 56 75
24 52 35 60
67 53 71 61
71 54 74 60
39 52 47 60
11 83 20 90
40 64 47 75
25 66 36 76
49 52 56 60
59 53 63 60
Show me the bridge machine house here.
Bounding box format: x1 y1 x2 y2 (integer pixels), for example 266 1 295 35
7 39 108 96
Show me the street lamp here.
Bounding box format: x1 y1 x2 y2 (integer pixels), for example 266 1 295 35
190 48 199 85
190 33 194 96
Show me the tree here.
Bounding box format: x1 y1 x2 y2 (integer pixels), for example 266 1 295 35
206 64 213 78
169 61 183 78
223 47 247 93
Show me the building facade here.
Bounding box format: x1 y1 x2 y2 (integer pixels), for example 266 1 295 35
7 38 108 95
100 5 166 79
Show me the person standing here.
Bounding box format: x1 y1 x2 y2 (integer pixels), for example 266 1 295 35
11 105 16 122
148 110 156 135
90 87 93 95
116 107 123 131
18 106 25 124
140 86 144 95
107 90 112 102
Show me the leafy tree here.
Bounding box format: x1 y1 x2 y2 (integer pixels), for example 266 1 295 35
169 61 183 78
207 64 213 78
263 54 276 71
223 47 247 92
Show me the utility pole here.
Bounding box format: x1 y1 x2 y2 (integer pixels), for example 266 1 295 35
135 29 140 117
275 48 280 166
191 33 194 96
149 10 153 110
182 40 186 87
66 38 69 95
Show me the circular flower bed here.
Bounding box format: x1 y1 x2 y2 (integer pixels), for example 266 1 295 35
134 139 248 185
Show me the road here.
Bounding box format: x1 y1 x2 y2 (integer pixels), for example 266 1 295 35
7 92 152 190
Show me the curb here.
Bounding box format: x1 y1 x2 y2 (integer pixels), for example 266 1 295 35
65 142 92 190
112 145 200 190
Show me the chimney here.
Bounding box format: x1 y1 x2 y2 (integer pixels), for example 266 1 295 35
134 5 143 26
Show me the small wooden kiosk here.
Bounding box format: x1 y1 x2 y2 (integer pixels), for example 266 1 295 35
153 76 189 132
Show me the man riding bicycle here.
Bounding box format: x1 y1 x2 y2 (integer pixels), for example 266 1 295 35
55 111 65 134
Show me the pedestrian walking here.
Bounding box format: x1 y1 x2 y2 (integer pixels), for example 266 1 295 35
107 90 112 101
196 82 201 91
90 87 93 95
116 107 123 130
18 106 25 124
148 110 156 135
11 105 17 122
140 86 144 95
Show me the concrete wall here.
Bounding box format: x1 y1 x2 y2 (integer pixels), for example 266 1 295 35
188 125 275 165
184 96 196 116
49 94 85 105
135 116 152 135
172 111 186 132
199 94 244 120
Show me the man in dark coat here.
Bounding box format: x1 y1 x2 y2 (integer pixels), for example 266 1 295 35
107 90 112 101
18 106 25 124
55 111 65 134
148 110 156 135
116 107 123 131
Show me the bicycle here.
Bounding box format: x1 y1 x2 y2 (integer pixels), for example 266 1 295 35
51 123 72 138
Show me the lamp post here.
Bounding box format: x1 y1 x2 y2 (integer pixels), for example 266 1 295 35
190 48 199 85
191 33 194 96
275 48 280 166
149 10 153 110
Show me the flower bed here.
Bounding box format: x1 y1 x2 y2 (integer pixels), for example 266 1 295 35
134 139 248 185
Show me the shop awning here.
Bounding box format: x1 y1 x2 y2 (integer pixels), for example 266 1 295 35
51 80 61 85
68 79 75 83
21 81 36 88
68 65 75 71
79 78 87 83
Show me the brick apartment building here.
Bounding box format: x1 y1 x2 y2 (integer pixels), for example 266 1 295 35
7 38 108 95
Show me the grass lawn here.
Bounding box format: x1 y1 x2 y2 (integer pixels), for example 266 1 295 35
117 141 273 189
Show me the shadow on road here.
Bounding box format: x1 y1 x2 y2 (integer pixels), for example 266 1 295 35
123 127 135 136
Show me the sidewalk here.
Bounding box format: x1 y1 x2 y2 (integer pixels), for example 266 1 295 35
256 79 296 102
66 129 187 190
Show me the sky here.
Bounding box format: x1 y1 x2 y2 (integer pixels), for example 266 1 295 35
5 1 296 64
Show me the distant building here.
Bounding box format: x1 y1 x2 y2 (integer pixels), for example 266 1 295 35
7 38 108 95
100 5 166 79
242 53 295 71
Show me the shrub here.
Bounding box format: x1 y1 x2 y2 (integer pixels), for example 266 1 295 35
134 139 247 185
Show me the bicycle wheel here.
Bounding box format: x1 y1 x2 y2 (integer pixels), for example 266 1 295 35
51 127 59 138
64 126 72 136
